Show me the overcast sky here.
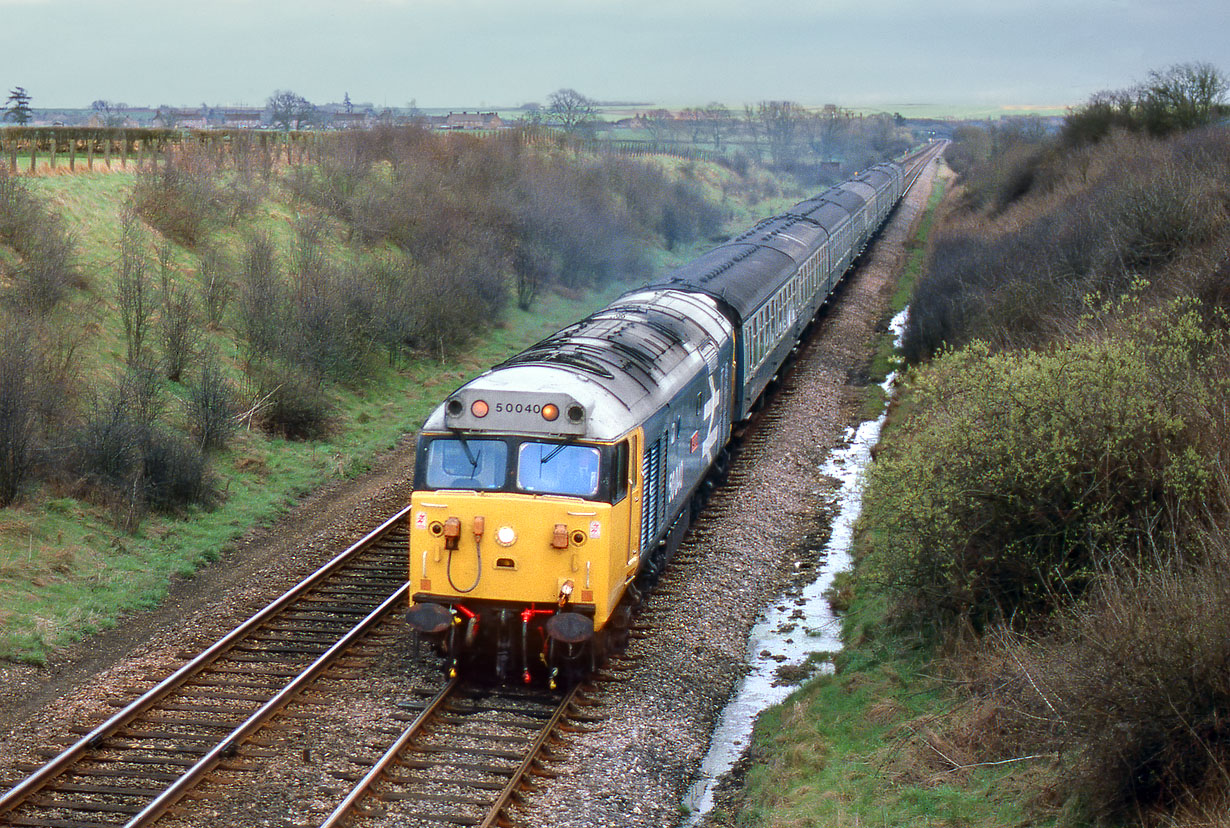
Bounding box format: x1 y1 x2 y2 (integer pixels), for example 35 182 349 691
2 0 1226 112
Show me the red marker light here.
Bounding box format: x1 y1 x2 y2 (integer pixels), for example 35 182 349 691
542 403 559 421
471 400 489 418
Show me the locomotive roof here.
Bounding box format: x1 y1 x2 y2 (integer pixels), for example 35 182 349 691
421 290 732 442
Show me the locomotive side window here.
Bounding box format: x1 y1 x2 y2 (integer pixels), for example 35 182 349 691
425 438 508 490
612 440 629 503
517 442 601 498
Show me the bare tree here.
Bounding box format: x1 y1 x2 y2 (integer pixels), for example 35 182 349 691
754 100 807 167
547 88 597 134
196 247 232 327
642 108 675 144
267 90 316 130
1140 62 1228 132
677 107 707 146
90 99 128 127
0 321 35 506
703 103 735 152
158 285 199 383
804 104 846 160
117 214 152 367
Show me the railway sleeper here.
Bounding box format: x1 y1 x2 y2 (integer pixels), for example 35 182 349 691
5 816 123 828
27 795 143 814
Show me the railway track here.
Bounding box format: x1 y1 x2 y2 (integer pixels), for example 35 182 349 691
0 507 412 828
317 679 589 828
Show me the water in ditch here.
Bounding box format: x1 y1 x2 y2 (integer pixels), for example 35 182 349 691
680 308 908 826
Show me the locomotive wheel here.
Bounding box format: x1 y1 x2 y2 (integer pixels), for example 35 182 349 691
607 604 633 652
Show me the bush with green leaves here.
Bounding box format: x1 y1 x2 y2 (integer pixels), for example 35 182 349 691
862 298 1227 639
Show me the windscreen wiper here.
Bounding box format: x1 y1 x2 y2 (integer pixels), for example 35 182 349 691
457 436 479 473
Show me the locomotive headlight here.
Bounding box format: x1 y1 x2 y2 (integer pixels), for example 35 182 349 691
541 403 559 422
471 399 489 418
495 525 517 547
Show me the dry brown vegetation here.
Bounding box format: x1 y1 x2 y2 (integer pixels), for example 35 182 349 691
858 69 1230 825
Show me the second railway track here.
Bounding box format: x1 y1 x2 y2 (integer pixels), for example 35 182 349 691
0 508 412 828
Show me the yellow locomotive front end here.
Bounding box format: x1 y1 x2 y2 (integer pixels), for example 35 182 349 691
406 388 641 685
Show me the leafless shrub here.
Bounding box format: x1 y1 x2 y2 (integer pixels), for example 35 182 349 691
907 129 1230 361
116 213 153 367
1104 164 1223 273
245 368 335 441
158 284 198 382
74 366 213 526
966 541 1230 824
186 346 236 452
195 246 232 328
236 232 281 366
131 143 227 248
0 169 80 315
0 320 36 506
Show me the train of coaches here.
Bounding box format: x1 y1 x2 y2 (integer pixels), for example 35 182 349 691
404 153 919 686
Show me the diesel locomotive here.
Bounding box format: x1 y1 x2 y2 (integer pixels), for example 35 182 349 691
406 154 922 686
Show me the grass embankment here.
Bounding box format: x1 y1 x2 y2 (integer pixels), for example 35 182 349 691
0 150 801 665
723 161 1039 828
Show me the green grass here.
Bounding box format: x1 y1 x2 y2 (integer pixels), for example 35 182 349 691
733 656 1038 828
725 551 1048 828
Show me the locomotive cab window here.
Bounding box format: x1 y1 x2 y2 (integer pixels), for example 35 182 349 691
517 442 601 498
424 438 508 490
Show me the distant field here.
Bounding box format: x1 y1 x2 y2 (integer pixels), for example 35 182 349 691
848 102 1073 119
590 102 1074 121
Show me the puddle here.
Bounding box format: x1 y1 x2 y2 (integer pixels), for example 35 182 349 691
680 308 909 826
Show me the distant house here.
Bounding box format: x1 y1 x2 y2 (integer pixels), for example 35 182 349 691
153 107 209 129
330 111 369 130
441 111 504 130
85 114 139 129
219 108 264 129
